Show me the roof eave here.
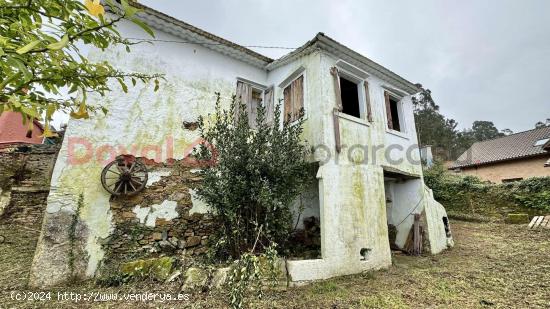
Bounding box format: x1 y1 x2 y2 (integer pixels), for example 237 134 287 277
450 152 550 169
267 33 421 95
108 2 273 68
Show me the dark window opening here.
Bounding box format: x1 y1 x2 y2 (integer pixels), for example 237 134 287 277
339 76 360 118
389 97 401 131
287 163 322 260
502 177 523 183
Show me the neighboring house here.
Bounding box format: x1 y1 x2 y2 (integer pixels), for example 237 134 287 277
0 111 44 147
451 126 550 183
31 3 453 287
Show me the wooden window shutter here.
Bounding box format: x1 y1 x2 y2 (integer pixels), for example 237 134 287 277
283 85 292 122
384 91 393 130
364 81 373 122
264 87 275 125
235 81 244 123
330 67 342 153
283 75 304 123
235 81 253 123
330 67 343 111
249 90 260 128
292 76 304 120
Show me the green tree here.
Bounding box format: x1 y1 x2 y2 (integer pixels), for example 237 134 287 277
412 87 458 160
0 0 161 136
453 130 476 159
195 94 312 259
470 120 503 141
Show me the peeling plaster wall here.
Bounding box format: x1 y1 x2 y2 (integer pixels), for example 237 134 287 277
30 20 267 288
133 200 179 227
387 179 426 249
286 52 429 283
424 188 454 254
31 20 450 287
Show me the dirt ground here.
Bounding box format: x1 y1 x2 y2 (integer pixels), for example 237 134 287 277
0 220 549 308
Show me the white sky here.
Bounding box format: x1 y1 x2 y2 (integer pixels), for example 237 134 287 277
135 0 550 133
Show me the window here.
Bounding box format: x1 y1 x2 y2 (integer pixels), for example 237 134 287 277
235 80 274 127
339 76 361 118
330 66 371 121
502 177 523 183
283 75 304 123
384 92 404 132
534 138 549 147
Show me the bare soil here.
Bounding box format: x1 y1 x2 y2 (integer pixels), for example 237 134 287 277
0 220 549 308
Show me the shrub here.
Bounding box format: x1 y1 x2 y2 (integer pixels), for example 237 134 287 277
194 94 312 259
514 191 550 210
424 162 550 217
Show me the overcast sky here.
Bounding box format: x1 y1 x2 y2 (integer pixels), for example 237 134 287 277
139 0 549 133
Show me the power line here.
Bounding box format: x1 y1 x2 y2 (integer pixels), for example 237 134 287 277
125 37 298 50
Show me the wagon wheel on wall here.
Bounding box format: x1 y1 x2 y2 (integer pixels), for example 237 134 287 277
101 155 148 196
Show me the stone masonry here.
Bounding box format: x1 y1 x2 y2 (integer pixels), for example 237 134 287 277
0 144 59 227
99 158 217 272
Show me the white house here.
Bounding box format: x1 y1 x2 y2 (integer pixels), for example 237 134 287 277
30 3 453 287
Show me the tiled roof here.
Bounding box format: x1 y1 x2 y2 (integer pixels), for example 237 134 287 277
452 126 550 168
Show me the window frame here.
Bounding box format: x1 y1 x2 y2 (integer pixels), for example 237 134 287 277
502 177 523 183
235 78 269 128
534 138 550 147
384 89 408 137
236 78 268 105
337 70 366 121
279 68 307 124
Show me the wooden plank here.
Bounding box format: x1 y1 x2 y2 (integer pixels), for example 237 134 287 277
364 81 373 122
533 216 545 229
541 216 550 229
528 216 540 228
384 91 393 130
333 109 341 153
413 214 421 256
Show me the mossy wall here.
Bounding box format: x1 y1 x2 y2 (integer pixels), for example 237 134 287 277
30 19 268 287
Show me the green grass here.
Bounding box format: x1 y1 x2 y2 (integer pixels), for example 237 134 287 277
1 221 550 308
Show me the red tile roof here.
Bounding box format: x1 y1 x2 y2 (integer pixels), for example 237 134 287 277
452 126 550 168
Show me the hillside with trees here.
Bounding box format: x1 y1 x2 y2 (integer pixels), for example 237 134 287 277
412 87 549 161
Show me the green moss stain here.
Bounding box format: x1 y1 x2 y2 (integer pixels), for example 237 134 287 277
53 50 238 276
120 257 174 281
351 168 366 244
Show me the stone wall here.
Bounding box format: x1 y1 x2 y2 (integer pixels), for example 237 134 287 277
99 159 217 272
0 144 59 227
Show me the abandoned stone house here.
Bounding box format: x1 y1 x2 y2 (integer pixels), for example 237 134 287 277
29 3 453 288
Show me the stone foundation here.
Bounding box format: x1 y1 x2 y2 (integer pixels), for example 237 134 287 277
99 159 217 272
0 144 59 227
